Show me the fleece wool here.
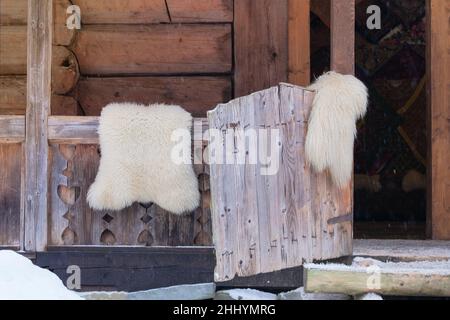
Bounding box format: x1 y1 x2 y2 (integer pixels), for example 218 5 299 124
306 72 368 188
87 103 200 214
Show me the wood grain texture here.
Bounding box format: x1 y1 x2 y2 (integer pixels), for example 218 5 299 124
427 0 450 240
71 24 232 75
0 76 27 115
24 0 53 251
167 0 233 22
288 0 311 86
0 0 28 25
208 84 353 282
330 0 355 75
53 0 75 46
0 25 27 74
47 116 208 144
52 46 80 95
234 0 289 97
71 0 169 24
0 116 25 143
73 76 232 117
0 144 22 247
51 95 82 116
304 262 450 297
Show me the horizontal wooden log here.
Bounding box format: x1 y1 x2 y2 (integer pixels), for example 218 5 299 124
53 0 75 46
72 0 169 24
304 262 450 297
74 76 232 117
53 0 233 25
0 76 26 115
48 116 208 144
52 46 80 95
0 116 25 143
51 95 82 116
71 24 232 75
0 0 27 25
0 25 27 75
167 0 233 22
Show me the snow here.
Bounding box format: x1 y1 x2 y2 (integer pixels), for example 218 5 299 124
305 257 450 276
216 289 277 300
0 250 83 300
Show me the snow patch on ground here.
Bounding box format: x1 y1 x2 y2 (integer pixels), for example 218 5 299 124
305 258 450 275
216 289 277 300
0 250 83 300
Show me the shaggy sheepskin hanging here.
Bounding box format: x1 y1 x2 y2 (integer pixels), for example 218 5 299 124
305 71 368 188
87 103 200 214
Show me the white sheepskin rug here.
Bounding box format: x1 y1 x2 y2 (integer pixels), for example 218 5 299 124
87 103 200 214
306 72 368 188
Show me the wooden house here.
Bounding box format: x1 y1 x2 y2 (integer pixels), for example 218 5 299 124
0 0 448 291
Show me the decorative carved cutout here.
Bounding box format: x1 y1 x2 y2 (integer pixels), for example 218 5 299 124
57 185 80 206
61 226 77 245
102 213 114 223
137 230 153 246
140 214 152 224
100 229 116 245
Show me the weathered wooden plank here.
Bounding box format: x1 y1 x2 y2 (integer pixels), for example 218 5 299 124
0 76 26 115
0 25 27 74
426 0 450 240
0 0 28 25
0 116 25 143
72 0 169 24
48 116 208 144
354 239 450 262
52 45 80 95
0 144 22 247
330 0 355 75
71 24 232 75
304 261 450 297
234 0 289 97
51 95 81 116
167 0 233 22
24 0 53 251
288 0 310 86
53 0 75 46
73 76 232 117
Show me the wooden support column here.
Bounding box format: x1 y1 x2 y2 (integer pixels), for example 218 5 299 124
25 0 53 251
234 0 289 97
288 0 311 86
426 0 450 240
330 0 355 75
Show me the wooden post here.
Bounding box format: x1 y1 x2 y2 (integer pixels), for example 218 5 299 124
330 0 355 75
25 0 53 251
426 0 450 240
288 0 311 86
234 0 288 97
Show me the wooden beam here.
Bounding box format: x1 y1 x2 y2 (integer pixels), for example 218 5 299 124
25 0 53 251
288 0 311 86
48 116 209 144
234 0 289 97
0 116 25 143
330 0 355 75
304 261 450 297
426 0 450 240
354 239 450 262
